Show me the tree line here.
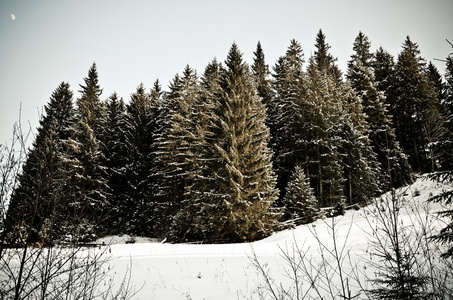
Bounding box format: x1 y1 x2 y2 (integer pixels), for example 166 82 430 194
2 30 452 244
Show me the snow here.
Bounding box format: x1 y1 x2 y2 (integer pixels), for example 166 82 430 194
4 175 448 299
89 174 451 299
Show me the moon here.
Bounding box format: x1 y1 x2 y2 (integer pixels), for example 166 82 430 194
11 14 15 21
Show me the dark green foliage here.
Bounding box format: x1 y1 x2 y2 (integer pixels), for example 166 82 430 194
391 37 440 172
348 33 412 190
124 83 159 236
313 29 343 83
6 32 452 246
337 117 379 205
100 93 128 233
252 41 273 107
373 47 396 101
282 165 319 225
428 171 453 258
64 63 108 241
427 62 444 103
270 39 306 204
437 54 453 170
304 55 346 207
425 63 448 171
4 82 74 245
155 66 205 240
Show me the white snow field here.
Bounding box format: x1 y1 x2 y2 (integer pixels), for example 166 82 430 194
98 175 452 299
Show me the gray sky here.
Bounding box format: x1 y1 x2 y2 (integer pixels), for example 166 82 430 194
1 0 452 147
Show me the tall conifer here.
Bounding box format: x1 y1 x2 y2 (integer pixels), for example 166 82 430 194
124 83 158 235
392 37 440 172
155 66 206 239
5 82 74 244
65 63 108 241
100 93 128 233
440 52 453 169
305 34 346 207
203 43 279 242
270 39 305 203
252 41 273 106
348 33 411 189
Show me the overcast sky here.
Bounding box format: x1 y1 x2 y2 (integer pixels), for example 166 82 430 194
1 0 452 146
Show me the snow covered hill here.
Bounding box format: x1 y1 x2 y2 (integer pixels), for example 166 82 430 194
98 175 452 299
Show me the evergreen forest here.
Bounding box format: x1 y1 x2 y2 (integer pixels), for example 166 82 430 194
2 30 453 245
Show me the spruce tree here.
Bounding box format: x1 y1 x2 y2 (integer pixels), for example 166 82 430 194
65 63 108 241
427 47 453 258
282 164 319 225
203 43 279 242
440 52 453 169
124 83 158 236
313 29 343 82
347 32 411 189
252 41 273 106
305 34 346 207
392 37 440 172
347 31 374 69
270 39 306 204
5 82 74 245
150 79 163 101
372 47 396 101
168 59 224 242
336 113 379 205
100 93 128 233
368 194 431 299
426 61 452 171
427 62 444 103
154 66 207 240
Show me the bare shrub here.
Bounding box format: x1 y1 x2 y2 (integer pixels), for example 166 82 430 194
0 114 140 300
250 216 361 299
362 184 453 299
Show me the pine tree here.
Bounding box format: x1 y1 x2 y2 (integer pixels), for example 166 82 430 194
336 113 379 205
426 61 452 171
100 93 128 233
428 62 444 103
304 35 346 207
146 79 169 236
202 43 279 243
65 63 108 241
167 59 224 242
282 164 319 225
5 82 74 245
124 83 158 236
313 29 343 82
392 37 440 172
427 46 453 258
252 41 273 107
347 31 374 69
348 33 412 189
270 39 306 204
440 51 453 169
154 66 207 240
149 79 160 97
372 47 396 101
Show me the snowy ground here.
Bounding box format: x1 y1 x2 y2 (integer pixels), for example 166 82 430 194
98 175 452 299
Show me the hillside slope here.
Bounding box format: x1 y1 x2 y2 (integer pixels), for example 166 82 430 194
100 175 452 299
